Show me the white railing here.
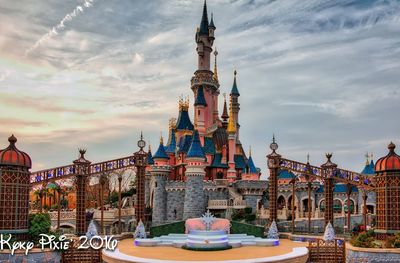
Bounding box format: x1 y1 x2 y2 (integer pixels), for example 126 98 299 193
208 200 228 209
214 179 229 187
233 199 247 208
48 211 75 220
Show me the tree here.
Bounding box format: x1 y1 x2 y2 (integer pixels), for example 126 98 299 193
134 220 146 239
28 213 52 244
267 220 279 239
323 222 336 241
86 220 98 239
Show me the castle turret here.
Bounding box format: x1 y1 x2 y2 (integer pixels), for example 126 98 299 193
230 70 240 141
221 93 228 129
145 144 154 209
227 98 237 182
242 147 259 180
150 136 171 226
183 130 206 219
192 0 219 132
194 86 207 139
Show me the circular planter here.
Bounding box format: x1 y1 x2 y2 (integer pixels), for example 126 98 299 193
346 243 400 262
0 248 60 263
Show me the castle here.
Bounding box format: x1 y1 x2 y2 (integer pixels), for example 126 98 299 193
144 1 379 227
145 1 267 226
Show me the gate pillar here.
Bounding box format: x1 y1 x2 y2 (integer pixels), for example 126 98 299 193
73 149 91 235
321 153 336 228
267 135 280 224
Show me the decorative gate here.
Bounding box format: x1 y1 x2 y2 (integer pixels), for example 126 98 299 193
308 238 345 263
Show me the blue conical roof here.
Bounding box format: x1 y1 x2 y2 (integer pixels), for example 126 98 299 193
247 156 258 173
176 108 194 130
187 130 205 159
361 160 375 175
199 0 209 36
209 13 215 28
165 129 177 153
231 72 240 96
153 141 169 160
147 148 154 165
194 86 207 106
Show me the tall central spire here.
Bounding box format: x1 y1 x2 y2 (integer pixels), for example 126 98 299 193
199 0 209 36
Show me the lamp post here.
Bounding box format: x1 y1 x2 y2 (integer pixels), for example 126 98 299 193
118 173 122 233
134 132 148 225
99 173 107 235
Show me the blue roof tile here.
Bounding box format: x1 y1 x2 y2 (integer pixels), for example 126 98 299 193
361 160 375 175
194 86 207 106
231 73 240 96
234 154 246 169
278 170 295 179
153 142 169 160
247 156 258 173
210 153 229 168
176 109 194 130
317 183 358 193
203 137 215 154
165 129 177 153
187 130 205 159
147 149 154 165
178 135 192 153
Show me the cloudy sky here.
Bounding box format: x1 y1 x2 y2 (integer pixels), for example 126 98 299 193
0 0 399 177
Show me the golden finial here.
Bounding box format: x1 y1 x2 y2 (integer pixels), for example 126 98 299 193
227 97 236 134
213 48 219 82
169 118 177 129
249 146 252 157
179 96 189 111
234 69 237 76
160 132 163 145
365 152 369 165
148 141 151 152
370 152 373 161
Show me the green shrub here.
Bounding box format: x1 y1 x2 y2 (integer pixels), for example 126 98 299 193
244 214 256 222
386 232 400 248
350 230 376 248
150 221 185 237
230 221 264 237
244 207 253 214
28 213 52 244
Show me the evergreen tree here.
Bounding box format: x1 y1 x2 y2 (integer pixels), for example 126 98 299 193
86 220 98 239
134 220 146 239
267 220 279 239
323 222 335 241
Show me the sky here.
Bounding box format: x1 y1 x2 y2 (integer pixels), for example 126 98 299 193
0 0 399 178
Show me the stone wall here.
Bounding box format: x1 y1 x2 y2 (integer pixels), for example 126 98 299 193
206 189 228 201
347 243 400 263
152 174 168 226
166 190 185 222
183 174 205 219
244 195 261 212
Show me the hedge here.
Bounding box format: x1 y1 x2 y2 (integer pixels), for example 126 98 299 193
150 221 185 237
230 221 264 237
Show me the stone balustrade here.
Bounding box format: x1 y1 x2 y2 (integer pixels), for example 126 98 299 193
48 210 76 220
207 199 247 209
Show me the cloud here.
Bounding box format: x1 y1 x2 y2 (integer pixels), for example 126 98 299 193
0 0 399 174
24 0 96 56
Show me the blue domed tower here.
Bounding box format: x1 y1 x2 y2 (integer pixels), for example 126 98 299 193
183 130 207 219
150 136 171 226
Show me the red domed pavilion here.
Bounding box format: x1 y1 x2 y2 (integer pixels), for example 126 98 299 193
0 135 31 238
375 142 400 239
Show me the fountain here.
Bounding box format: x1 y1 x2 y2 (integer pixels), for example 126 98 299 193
103 211 309 263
